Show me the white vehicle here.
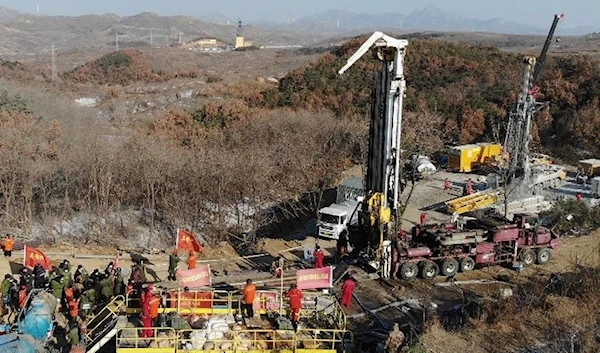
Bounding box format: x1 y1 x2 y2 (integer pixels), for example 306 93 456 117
317 200 360 240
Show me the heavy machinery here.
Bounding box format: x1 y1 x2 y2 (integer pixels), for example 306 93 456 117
393 213 560 280
0 289 57 352
502 14 565 192
338 32 408 278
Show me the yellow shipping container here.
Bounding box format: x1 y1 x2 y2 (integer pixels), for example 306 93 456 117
448 143 503 173
578 158 600 176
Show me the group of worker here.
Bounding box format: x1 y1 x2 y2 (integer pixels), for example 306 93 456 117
444 178 475 196
167 249 200 281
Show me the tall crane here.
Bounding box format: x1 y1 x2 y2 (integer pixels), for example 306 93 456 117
338 32 408 277
503 14 564 185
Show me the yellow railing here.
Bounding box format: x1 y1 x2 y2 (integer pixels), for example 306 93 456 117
115 328 352 352
85 294 127 343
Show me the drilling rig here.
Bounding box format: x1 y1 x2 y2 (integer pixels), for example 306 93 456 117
338 32 408 278
503 14 565 194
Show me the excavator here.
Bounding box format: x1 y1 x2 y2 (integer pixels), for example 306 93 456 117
338 32 408 278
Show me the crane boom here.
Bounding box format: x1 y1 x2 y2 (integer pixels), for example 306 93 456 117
339 32 408 277
533 13 564 85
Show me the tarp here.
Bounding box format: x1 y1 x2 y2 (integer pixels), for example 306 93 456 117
296 266 333 290
176 228 203 253
23 245 52 270
176 264 211 288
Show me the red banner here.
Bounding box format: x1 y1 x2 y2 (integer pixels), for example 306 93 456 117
23 245 52 270
176 229 203 253
296 266 333 290
176 265 211 288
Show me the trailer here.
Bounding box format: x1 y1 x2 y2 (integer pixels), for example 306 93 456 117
447 143 503 173
392 213 560 280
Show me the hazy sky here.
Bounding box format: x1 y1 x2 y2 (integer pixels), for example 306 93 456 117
1 0 597 28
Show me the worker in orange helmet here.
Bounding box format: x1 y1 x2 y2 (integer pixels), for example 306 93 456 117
313 246 325 269
286 283 303 330
187 251 197 270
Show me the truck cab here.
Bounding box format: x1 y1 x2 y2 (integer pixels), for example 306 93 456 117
317 201 359 240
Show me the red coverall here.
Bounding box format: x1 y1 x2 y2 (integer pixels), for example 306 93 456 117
314 249 325 269
466 180 474 195
576 193 583 202
444 178 451 191
286 288 303 323
340 278 356 308
141 292 153 337
419 213 428 226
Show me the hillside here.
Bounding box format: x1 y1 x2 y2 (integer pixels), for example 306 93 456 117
257 35 600 159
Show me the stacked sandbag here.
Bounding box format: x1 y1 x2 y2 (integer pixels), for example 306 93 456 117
297 332 321 349
119 322 139 346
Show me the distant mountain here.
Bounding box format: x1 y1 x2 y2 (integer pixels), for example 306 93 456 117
256 6 598 36
0 9 319 58
0 5 26 23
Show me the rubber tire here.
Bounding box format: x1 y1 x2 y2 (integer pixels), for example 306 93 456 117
420 261 439 280
520 249 536 266
441 258 459 277
400 263 418 281
459 257 475 272
537 248 552 265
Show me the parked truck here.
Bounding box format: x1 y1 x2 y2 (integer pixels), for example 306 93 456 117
317 177 363 240
318 201 360 240
393 213 560 280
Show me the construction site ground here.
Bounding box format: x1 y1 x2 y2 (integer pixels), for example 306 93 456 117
2 167 598 351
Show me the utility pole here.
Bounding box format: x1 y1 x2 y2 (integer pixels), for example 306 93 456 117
51 42 57 81
179 31 183 44
150 30 153 46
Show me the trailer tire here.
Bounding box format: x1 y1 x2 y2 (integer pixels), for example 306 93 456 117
520 249 535 266
537 248 552 265
399 263 418 281
459 257 475 272
420 261 439 280
441 258 459 277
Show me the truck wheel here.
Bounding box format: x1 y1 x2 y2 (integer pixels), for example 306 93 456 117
520 249 535 266
420 261 438 280
441 258 459 277
459 257 475 272
400 263 418 281
537 248 552 265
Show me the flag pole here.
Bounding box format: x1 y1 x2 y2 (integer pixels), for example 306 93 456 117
23 245 26 268
175 228 179 249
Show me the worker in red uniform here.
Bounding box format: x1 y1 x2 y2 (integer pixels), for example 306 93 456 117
466 178 474 195
149 293 161 326
314 246 325 268
18 284 28 309
419 212 428 226
576 193 583 202
444 178 451 192
187 251 197 270
340 276 356 308
286 284 303 329
69 293 80 319
140 286 153 338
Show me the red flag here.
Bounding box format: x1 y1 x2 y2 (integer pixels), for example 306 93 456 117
176 265 211 288
23 245 52 270
296 266 333 290
176 229 203 253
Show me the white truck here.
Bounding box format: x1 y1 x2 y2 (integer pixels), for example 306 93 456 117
317 200 360 240
317 177 363 240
